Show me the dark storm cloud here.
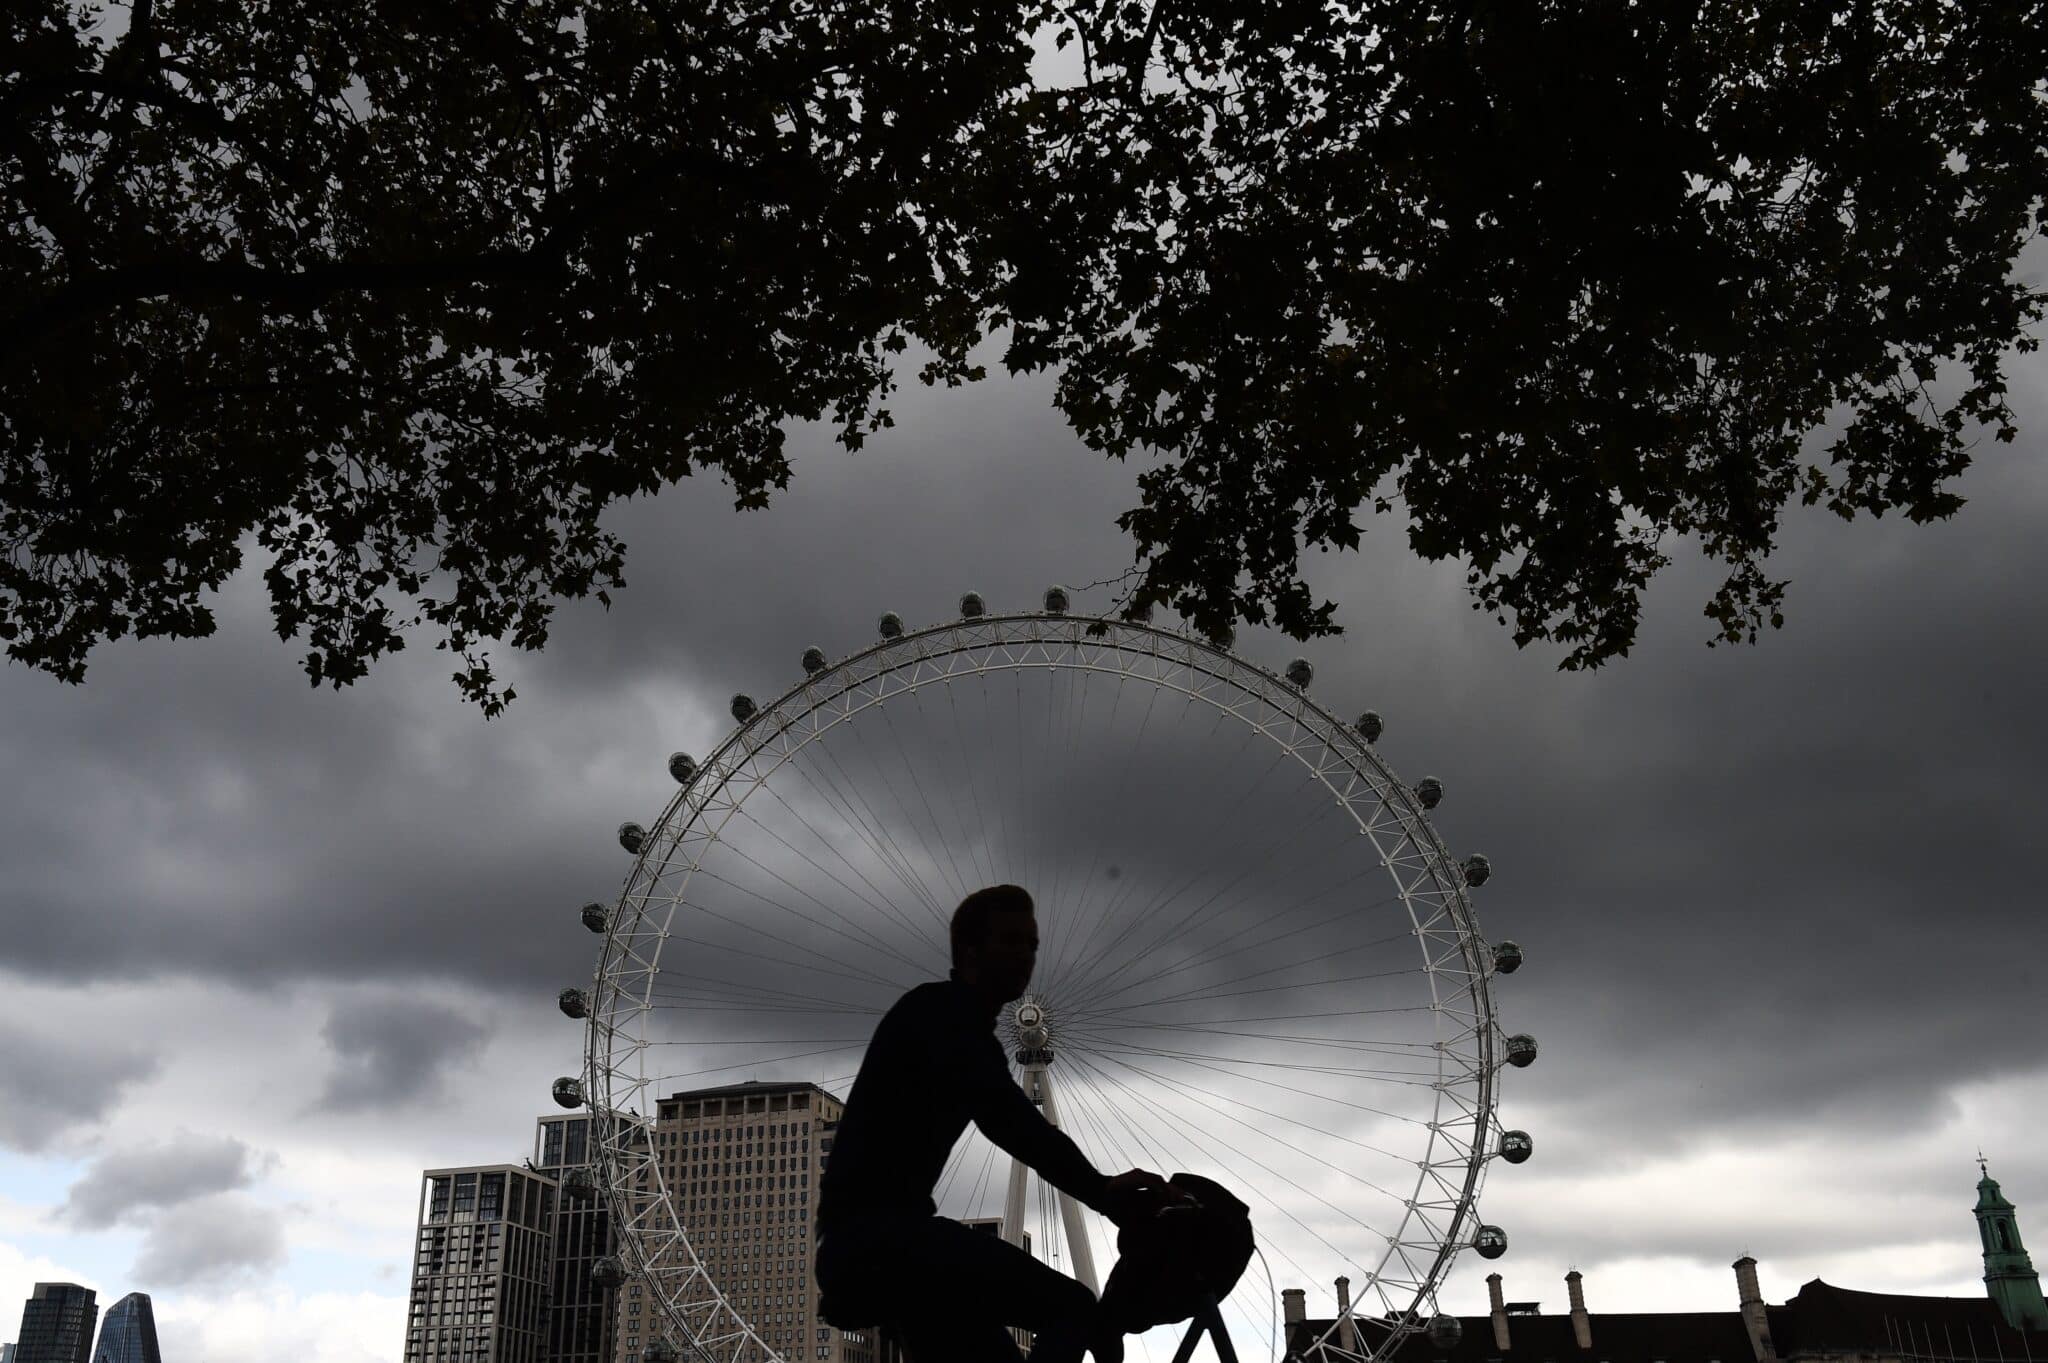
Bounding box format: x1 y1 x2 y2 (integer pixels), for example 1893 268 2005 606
315 994 492 1112
3 338 2047 1221
60 1132 267 1228
0 1018 157 1152
130 1193 287 1287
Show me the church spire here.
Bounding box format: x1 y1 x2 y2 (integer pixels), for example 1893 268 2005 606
1975 1158 2048 1332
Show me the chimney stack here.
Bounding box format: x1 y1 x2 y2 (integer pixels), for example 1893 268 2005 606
1733 1257 1775 1363
1336 1277 1358 1355
1566 1271 1592 1351
1283 1289 1306 1326
1487 1272 1510 1351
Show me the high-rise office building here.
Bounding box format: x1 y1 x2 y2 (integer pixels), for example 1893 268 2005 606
535 1113 618 1363
88 1294 160 1363
613 1081 844 1363
404 1165 557 1363
11 1284 96 1363
4 1340 20 1363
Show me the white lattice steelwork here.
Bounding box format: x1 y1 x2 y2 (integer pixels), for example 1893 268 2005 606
576 608 1527 1363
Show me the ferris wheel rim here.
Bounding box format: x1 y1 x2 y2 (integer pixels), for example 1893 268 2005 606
584 608 1506 1363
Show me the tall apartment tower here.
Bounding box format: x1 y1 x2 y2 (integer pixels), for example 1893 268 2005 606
535 1113 618 1363
403 1165 557 1363
88 1294 160 1363
613 1081 845 1363
11 1284 96 1363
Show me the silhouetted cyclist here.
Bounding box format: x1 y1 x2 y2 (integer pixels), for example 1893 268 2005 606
815 884 1174 1363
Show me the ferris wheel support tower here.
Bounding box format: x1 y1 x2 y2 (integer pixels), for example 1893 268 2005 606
1000 997 1100 1293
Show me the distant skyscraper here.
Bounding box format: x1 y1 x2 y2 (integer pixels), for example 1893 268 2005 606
4 1340 19 1363
403 1165 556 1363
12 1283 96 1363
88 1294 159 1363
614 1080 843 1363
535 1113 617 1363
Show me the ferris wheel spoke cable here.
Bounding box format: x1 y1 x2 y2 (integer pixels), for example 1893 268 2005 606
686 858 926 982
934 678 1001 891
1078 1052 1402 1288
1080 1052 1426 1209
1057 835 1367 1024
1080 1038 1450 1087
727 801 944 968
1042 673 1162 978
794 732 950 928
1072 900 1420 1017
1084 964 1438 1017
658 921 906 995
1058 1051 1373 1288
1067 1040 1439 1128
1081 1020 1446 1062
752 778 949 962
647 973 881 1008
805 718 955 929
1065 1050 1425 1166
966 670 1025 889
844 696 974 909
1091 879 1405 1008
932 1122 979 1208
1050 661 1116 951
1051 742 1322 1012
649 1043 869 1086
885 685 987 907
1040 710 1268 997
1035 697 1253 993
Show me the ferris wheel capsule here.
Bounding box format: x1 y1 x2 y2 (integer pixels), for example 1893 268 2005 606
1357 710 1384 743
1205 622 1235 650
1499 1130 1533 1164
1414 777 1443 809
618 823 646 854
802 647 827 675
552 1076 585 1109
1493 940 1523 974
1504 1034 1538 1068
1428 1316 1463 1349
558 987 588 1019
562 1166 597 1199
1044 586 1070 614
580 902 608 934
643 1341 678 1363
1285 658 1314 689
960 592 987 618
590 1256 626 1290
1462 853 1492 887
730 694 757 723
1473 1225 1508 1260
878 612 905 638
1126 598 1154 623
667 752 698 784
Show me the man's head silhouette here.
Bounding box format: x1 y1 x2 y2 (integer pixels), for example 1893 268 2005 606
949 884 1038 1008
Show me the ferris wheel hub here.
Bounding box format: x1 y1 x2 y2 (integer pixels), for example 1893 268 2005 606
1009 994 1056 1064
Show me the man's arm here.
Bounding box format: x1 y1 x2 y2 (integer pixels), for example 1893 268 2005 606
962 1037 1115 1216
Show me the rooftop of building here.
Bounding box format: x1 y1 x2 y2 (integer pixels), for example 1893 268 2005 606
1287 1278 2048 1363
659 1079 843 1104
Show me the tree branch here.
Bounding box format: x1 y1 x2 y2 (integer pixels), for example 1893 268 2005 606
2 252 567 355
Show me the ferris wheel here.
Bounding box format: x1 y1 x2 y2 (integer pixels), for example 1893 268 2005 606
555 592 1535 1363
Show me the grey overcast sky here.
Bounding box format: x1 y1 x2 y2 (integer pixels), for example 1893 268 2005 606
4 301 2047 1363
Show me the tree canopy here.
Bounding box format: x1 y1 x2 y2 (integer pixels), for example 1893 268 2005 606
4 0 2042 710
